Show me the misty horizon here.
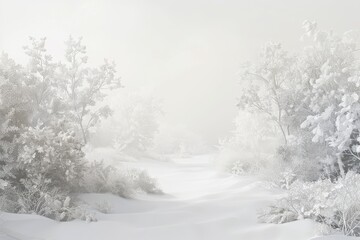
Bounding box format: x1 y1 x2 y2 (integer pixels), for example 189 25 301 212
1 1 360 239
3 0 360 145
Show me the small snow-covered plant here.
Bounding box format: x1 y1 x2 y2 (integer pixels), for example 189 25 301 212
279 168 297 190
82 160 133 198
71 207 97 223
332 172 360 236
127 169 162 194
1 177 98 222
2 177 79 221
0 168 17 212
228 156 267 175
95 201 113 214
260 172 360 236
259 178 334 224
231 161 246 175
82 161 161 197
258 205 298 224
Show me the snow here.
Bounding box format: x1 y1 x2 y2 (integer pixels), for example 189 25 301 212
0 155 354 240
311 237 359 240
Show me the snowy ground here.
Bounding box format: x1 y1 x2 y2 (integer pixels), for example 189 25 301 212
0 155 355 240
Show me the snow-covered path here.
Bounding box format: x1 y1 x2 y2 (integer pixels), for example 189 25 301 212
0 155 326 240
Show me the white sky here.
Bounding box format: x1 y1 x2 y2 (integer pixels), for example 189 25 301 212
1 0 360 145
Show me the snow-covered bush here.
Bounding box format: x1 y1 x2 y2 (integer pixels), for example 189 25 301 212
260 172 360 236
14 180 73 221
82 161 132 197
277 168 297 190
129 169 162 194
0 37 161 222
0 177 91 221
95 201 113 214
16 121 85 191
82 161 161 198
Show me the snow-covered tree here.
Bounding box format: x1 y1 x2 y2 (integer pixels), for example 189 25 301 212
238 21 360 178
0 37 131 220
238 43 303 145
0 53 29 191
23 37 61 125
59 36 121 144
299 21 360 176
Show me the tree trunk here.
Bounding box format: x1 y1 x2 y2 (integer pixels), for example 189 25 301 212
337 153 345 178
80 122 87 145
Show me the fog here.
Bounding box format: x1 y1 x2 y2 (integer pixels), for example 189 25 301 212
3 1 360 239
1 0 360 145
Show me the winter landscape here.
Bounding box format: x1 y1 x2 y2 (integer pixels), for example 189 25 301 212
2 1 360 240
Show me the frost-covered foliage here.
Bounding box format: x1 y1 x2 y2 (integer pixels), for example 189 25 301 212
0 175 96 222
0 38 160 221
59 36 121 145
233 22 360 236
260 172 360 236
1 178 75 221
82 161 161 198
236 21 360 179
298 22 360 177
17 122 85 191
238 42 302 146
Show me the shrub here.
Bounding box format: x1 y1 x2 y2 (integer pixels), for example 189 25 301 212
0 177 92 221
82 161 161 198
95 201 113 214
0 37 163 223
129 169 162 194
259 172 360 236
82 161 132 198
16 121 86 191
